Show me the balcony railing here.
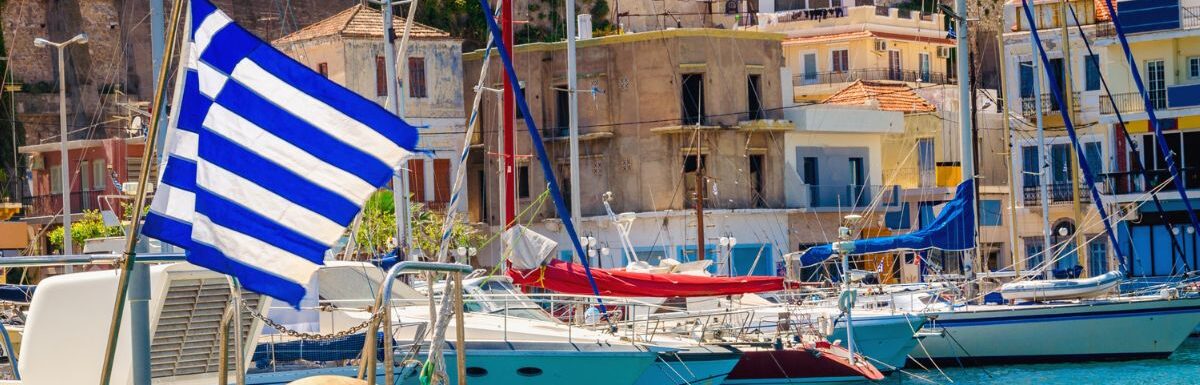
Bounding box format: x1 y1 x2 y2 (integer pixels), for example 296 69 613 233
1023 183 1090 206
1100 91 1168 115
799 184 899 209
23 190 106 218
1099 168 1200 195
1020 92 1081 120
793 68 955 88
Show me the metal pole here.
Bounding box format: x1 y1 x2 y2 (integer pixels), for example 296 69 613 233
567 0 582 255
381 1 415 259
1033 33 1052 279
453 272 467 385
98 0 186 383
695 133 705 260
217 302 233 385
997 29 1021 277
129 263 151 385
56 45 72 257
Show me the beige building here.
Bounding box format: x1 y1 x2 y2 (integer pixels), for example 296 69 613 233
274 5 466 211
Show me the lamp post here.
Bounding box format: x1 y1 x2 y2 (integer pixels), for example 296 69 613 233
34 33 88 255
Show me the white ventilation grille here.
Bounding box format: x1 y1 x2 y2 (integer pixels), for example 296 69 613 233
150 276 261 379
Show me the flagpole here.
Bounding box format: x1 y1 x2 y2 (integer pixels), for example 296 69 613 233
98 0 186 383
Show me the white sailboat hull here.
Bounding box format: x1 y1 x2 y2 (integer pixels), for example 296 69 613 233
909 296 1200 365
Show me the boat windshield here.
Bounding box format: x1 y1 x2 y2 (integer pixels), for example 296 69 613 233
317 266 425 309
466 279 555 322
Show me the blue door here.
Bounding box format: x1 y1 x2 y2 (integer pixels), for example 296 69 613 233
728 244 775 276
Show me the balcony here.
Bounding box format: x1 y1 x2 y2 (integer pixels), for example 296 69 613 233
1020 92 1081 120
1099 89 1190 115
23 190 106 218
792 68 955 88
798 184 899 209
1023 183 1090 206
1099 168 1200 195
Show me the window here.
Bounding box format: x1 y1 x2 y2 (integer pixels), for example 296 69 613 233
517 165 530 199
407 159 425 202
831 49 848 73
92 159 107 190
554 87 569 135
1022 145 1040 188
1189 56 1200 80
1019 61 1035 98
1084 54 1100 91
375 56 387 96
917 202 938 228
681 73 705 125
747 75 763 120
886 202 911 230
317 62 329 77
1050 143 1070 185
1024 237 1045 276
125 157 142 183
748 154 764 208
1088 241 1108 276
408 57 427 98
802 52 817 84
1084 141 1103 177
49 165 62 194
683 154 706 209
980 199 1002 226
1147 59 1166 109
919 53 931 82
433 158 450 204
80 160 90 192
888 51 902 80
917 138 935 187
802 156 819 206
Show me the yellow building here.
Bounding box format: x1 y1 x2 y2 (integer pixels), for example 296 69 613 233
746 4 956 102
1091 0 1200 279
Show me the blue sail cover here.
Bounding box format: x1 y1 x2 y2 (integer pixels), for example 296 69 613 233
798 180 976 266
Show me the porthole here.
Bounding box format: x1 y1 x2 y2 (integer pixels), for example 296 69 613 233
516 367 543 377
465 367 488 377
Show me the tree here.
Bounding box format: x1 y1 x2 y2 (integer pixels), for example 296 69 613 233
47 210 124 253
354 189 484 261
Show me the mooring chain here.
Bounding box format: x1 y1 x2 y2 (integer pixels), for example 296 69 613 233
239 301 385 341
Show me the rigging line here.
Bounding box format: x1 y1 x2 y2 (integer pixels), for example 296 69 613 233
1066 2 1190 272
1097 0 1200 253
1022 0 1127 273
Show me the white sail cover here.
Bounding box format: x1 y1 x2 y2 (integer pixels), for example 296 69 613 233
503 225 558 270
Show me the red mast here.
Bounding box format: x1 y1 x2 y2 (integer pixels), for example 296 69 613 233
501 0 516 228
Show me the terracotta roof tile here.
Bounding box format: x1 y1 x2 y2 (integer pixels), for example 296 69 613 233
1095 0 1114 22
784 31 953 46
821 80 936 113
274 4 449 45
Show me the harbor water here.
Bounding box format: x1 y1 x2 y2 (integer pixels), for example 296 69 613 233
873 337 1200 384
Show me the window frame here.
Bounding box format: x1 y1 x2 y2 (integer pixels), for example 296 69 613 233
407 57 428 98
375 55 387 97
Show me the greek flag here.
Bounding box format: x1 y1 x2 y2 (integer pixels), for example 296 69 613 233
143 0 419 307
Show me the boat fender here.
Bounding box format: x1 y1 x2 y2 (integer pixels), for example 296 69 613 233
1161 288 1179 300
774 337 784 350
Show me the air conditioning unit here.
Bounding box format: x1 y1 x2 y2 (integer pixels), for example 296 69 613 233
122 181 154 196
874 39 888 52
937 46 952 58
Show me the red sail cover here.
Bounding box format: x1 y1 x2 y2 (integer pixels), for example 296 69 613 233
508 259 784 297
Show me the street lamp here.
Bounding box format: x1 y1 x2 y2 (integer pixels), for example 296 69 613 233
35 33 88 255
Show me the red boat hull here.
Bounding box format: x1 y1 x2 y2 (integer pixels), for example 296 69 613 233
724 343 885 384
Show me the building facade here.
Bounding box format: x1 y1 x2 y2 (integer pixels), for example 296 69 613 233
274 4 467 212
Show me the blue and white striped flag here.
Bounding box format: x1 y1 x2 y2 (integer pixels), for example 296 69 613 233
143 0 420 307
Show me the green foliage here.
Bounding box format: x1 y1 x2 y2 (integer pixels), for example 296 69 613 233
354 190 484 261
47 210 124 253
413 0 490 51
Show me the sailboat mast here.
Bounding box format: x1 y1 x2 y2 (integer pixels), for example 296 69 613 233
1033 27 1053 279
696 131 706 261
954 0 978 278
568 0 582 259
1062 0 1087 276
998 29 1022 277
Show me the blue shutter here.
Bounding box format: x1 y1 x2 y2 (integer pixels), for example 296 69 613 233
1019 61 1034 98
1085 54 1101 91
980 200 1002 226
